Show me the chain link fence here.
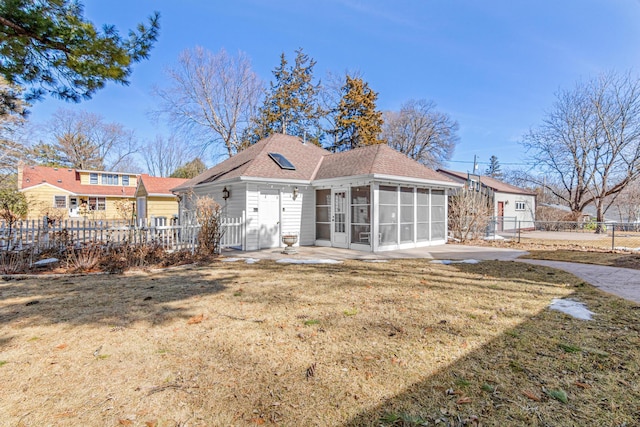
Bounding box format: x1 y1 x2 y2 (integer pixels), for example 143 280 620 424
483 217 640 251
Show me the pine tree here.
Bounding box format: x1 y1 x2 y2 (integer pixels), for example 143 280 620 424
170 158 207 179
0 0 159 105
331 75 384 151
485 155 503 178
251 49 323 144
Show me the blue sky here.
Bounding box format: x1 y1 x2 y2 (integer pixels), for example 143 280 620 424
26 0 640 173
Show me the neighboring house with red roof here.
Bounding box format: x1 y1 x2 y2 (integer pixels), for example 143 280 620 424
437 169 537 231
18 165 138 220
17 165 185 223
135 174 188 225
172 133 461 252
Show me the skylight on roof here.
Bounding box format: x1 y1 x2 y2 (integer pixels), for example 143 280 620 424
268 152 296 170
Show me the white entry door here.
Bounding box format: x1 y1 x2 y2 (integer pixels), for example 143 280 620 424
69 197 79 217
259 191 280 249
331 190 349 248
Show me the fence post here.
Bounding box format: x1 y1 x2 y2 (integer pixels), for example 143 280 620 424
518 221 521 244
611 223 615 251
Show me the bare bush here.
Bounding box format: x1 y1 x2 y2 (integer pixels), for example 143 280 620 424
196 196 224 256
66 243 103 272
448 187 491 241
0 250 29 274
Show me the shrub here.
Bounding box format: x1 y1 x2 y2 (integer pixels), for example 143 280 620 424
448 186 491 241
195 196 224 256
66 243 103 272
0 250 30 274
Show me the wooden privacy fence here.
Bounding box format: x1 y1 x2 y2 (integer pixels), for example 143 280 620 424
0 216 244 252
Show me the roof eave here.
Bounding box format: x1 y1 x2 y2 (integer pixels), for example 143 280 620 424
312 173 462 188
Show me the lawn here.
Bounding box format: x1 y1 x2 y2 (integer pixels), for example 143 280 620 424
1 259 639 426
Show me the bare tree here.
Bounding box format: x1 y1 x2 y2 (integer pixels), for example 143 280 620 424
140 134 193 177
382 99 459 169
606 178 640 223
152 47 263 158
523 71 640 228
29 109 138 170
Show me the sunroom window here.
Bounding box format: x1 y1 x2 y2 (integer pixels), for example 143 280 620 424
350 186 371 244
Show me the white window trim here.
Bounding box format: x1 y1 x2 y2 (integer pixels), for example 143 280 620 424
54 195 67 209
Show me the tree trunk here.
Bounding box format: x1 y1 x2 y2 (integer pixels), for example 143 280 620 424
595 201 605 234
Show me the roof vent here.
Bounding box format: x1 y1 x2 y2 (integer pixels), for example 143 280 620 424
268 152 296 170
57 179 62 183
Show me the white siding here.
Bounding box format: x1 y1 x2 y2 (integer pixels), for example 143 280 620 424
245 183 260 250
279 185 314 246
178 182 248 249
299 187 315 245
495 193 536 229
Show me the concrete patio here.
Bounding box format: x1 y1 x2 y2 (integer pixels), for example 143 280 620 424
221 243 527 262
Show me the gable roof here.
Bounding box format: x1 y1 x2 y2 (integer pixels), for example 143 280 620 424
173 134 456 191
138 174 188 196
19 165 137 197
315 144 455 183
437 169 536 195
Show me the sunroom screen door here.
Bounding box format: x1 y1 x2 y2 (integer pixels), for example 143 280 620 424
332 190 348 248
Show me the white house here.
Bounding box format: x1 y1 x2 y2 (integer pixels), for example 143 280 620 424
437 169 537 231
172 134 461 252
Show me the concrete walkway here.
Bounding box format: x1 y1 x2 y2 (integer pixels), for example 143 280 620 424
223 244 640 304
517 259 640 304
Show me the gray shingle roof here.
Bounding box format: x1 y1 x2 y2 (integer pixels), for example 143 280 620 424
172 134 329 191
172 134 456 191
315 144 455 182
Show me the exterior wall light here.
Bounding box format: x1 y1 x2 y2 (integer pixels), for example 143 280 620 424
293 186 299 200
222 186 230 201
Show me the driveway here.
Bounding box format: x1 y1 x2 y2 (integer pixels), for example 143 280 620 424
224 244 640 304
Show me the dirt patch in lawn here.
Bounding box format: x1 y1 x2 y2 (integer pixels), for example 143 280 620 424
1 260 638 426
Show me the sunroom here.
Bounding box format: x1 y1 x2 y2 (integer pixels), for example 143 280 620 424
314 181 450 252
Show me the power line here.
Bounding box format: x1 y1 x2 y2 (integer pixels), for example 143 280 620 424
448 160 535 166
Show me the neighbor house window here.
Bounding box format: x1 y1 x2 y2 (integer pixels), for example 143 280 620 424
315 189 331 241
122 175 130 186
88 197 106 211
101 174 119 185
90 173 98 184
350 186 371 245
515 201 526 211
54 195 67 209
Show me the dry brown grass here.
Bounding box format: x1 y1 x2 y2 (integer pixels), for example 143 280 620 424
1 259 639 426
